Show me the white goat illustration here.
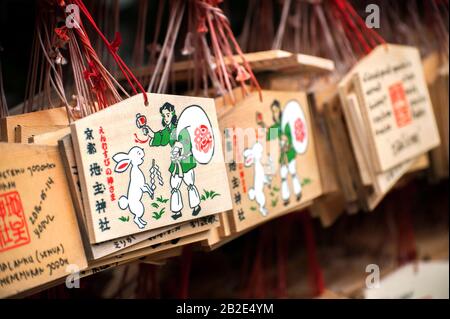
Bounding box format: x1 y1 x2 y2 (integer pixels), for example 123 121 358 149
113 146 152 229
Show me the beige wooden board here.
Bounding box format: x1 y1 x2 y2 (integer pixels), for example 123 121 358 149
71 93 231 243
58 135 89 235
346 44 440 172
269 77 340 195
0 143 87 298
15 125 68 144
218 211 232 238
422 52 442 86
122 50 334 83
408 154 429 173
31 127 71 146
307 90 340 195
88 230 209 269
338 62 430 210
58 134 185 261
139 246 183 263
202 222 257 251
202 225 221 248
218 90 322 232
310 192 345 228
201 211 232 248
88 224 177 261
341 87 416 210
0 107 69 142
346 92 415 193
96 215 219 258
427 57 449 179
214 86 254 119
322 97 366 208
80 260 135 279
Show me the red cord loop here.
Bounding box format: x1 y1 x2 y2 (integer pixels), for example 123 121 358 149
70 0 149 106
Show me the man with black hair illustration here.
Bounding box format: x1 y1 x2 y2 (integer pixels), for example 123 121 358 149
141 102 201 220
265 100 302 206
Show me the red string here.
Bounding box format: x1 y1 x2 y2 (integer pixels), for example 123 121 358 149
334 0 371 54
239 237 252 297
54 26 70 43
275 218 289 298
179 245 193 299
331 0 385 58
255 227 268 298
70 0 148 105
300 210 325 297
150 264 160 298
395 185 417 266
243 227 268 298
331 5 364 57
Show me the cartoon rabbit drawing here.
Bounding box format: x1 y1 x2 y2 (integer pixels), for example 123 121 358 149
113 146 152 229
243 142 271 217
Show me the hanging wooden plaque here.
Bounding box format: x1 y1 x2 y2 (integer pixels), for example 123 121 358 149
0 143 87 298
70 93 232 243
342 44 440 172
218 90 322 232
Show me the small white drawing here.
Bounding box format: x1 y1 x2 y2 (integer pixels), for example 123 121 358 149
243 142 272 217
113 146 152 229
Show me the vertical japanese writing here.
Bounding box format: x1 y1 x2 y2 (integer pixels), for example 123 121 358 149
99 127 116 202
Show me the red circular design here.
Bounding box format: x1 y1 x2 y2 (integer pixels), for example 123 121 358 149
194 124 213 153
294 118 306 143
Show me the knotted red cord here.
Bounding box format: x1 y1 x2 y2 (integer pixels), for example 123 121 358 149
69 0 148 105
54 26 70 43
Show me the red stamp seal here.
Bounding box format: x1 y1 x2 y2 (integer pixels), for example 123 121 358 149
294 118 306 143
389 82 412 128
0 191 31 252
194 124 213 153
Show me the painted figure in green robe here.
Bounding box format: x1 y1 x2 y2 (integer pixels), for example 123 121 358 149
267 100 302 206
144 102 201 220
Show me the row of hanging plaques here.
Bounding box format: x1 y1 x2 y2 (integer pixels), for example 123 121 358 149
0 44 446 298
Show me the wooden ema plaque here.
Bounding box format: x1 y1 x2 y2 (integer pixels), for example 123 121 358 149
58 134 210 261
218 90 322 232
70 93 232 243
0 143 87 298
344 44 440 172
0 107 69 142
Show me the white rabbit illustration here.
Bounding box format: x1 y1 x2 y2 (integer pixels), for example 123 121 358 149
243 142 271 216
113 146 152 229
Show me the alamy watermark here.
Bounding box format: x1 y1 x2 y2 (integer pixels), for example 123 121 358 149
65 4 81 29
365 264 380 289
65 264 81 289
365 4 380 29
